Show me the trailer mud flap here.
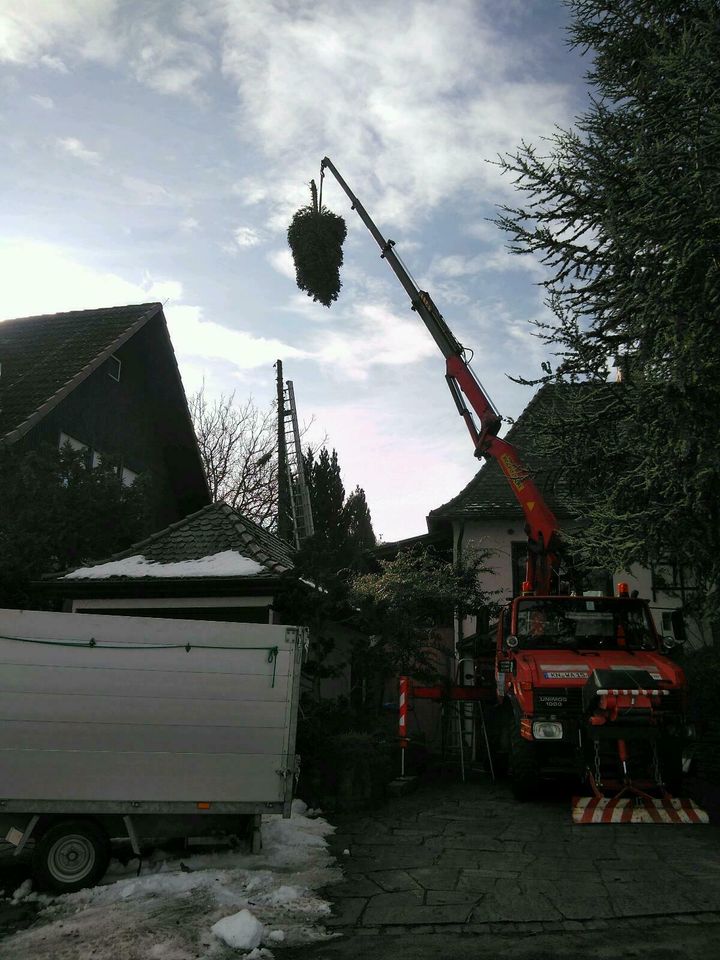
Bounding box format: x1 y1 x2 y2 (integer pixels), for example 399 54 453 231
572 795 709 824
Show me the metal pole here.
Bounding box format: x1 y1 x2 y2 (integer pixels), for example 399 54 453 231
457 706 466 783
479 700 495 782
399 676 409 778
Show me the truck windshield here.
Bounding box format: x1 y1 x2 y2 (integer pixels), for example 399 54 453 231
514 598 656 651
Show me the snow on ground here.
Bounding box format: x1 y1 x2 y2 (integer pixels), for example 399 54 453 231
1 802 341 960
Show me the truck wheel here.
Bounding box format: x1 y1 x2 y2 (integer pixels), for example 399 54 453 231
32 820 111 894
509 722 540 802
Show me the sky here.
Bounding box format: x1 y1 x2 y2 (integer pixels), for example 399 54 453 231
0 0 589 542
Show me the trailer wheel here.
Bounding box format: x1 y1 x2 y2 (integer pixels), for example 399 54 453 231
509 721 540 801
33 820 111 893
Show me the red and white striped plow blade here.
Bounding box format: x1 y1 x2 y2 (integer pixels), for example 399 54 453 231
572 796 709 824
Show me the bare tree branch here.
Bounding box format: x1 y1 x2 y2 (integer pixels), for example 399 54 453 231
189 385 278 529
189 385 323 532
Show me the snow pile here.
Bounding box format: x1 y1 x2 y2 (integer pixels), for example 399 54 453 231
1 802 340 960
211 908 264 950
64 550 266 579
11 879 32 902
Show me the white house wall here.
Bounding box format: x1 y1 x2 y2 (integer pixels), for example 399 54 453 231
453 519 708 649
453 518 519 642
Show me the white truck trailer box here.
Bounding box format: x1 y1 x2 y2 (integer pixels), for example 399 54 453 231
0 608 305 891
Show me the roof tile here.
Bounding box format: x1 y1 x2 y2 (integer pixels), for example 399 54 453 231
63 502 295 580
0 303 162 440
429 384 579 523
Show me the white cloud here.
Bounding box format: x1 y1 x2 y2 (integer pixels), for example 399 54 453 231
308 301 437 381
39 54 69 72
218 0 574 229
128 20 213 99
429 246 544 281
144 278 183 303
234 226 261 248
232 176 268 206
0 1 117 66
56 136 101 164
0 240 153 319
0 239 306 387
121 176 175 206
179 216 200 232
267 248 295 280
0 1 214 98
30 94 54 109
168 304 306 371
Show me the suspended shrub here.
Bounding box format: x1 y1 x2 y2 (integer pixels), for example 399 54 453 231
287 180 347 307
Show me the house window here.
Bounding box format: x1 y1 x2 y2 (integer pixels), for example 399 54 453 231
650 558 698 603
59 432 88 454
653 560 681 592
108 355 121 382
121 466 137 487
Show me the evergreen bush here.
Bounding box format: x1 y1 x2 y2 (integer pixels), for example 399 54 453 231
287 180 346 307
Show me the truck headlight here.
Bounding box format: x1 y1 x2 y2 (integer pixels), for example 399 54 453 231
532 720 563 740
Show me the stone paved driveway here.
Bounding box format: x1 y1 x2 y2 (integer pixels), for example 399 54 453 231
317 775 720 937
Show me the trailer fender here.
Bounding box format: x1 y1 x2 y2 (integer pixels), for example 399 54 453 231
5 814 40 857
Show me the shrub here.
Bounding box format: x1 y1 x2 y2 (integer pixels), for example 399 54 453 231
295 697 394 811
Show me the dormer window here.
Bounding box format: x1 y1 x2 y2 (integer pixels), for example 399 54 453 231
108 355 121 382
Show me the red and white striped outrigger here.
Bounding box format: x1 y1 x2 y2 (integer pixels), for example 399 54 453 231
573 795 708 824
572 679 709 825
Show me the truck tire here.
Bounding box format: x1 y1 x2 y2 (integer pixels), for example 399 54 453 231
32 820 111 894
509 721 541 801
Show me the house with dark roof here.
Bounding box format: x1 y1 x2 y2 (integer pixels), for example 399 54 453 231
50 502 294 624
428 385 574 600
49 501 359 699
0 303 209 530
425 384 700 646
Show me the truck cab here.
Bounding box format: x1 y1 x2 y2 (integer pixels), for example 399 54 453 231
494 592 688 799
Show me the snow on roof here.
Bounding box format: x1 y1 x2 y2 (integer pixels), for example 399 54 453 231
64 550 267 580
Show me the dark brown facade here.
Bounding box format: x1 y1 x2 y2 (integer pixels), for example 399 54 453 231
1 303 209 530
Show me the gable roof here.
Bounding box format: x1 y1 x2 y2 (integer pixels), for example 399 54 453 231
0 302 163 443
428 384 575 526
61 502 295 581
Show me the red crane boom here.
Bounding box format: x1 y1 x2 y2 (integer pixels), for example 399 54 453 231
320 157 561 593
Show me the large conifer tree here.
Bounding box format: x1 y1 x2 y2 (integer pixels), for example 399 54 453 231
496 0 720 627
299 447 376 586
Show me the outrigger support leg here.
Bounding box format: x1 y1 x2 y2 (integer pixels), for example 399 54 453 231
573 737 709 824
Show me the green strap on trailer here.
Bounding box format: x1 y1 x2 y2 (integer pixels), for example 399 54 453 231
0 635 280 687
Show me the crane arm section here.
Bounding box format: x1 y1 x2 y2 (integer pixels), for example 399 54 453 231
320 157 561 593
